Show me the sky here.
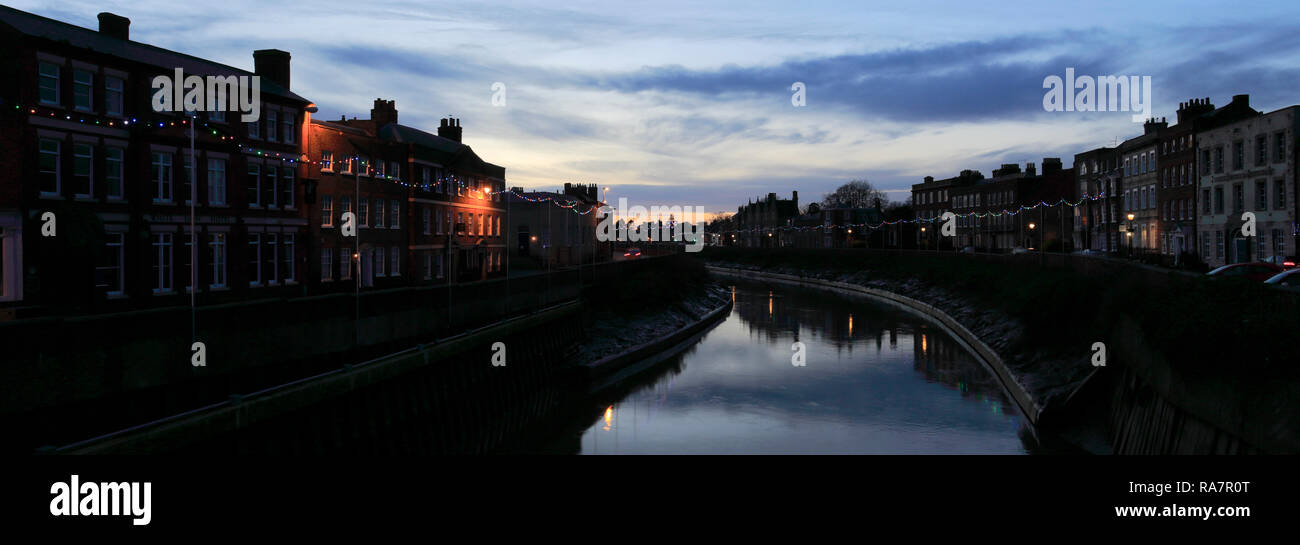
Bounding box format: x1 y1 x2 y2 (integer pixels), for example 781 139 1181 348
13 0 1300 218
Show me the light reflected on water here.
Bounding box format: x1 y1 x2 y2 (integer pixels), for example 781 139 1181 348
545 281 1032 454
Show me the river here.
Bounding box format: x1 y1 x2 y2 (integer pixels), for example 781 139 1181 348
526 280 1039 454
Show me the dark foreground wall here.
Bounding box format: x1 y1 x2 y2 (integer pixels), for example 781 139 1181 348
4 255 696 453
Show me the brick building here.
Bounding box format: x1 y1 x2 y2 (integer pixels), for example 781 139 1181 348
0 7 310 316
733 191 799 247
912 169 981 250
505 183 601 267
1072 146 1120 252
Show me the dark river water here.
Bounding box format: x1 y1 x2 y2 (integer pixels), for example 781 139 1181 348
530 281 1035 454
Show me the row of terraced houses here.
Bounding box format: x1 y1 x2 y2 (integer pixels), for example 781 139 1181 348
912 94 1298 269
0 7 516 318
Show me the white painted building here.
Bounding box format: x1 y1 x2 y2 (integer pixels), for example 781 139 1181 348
1196 105 1298 268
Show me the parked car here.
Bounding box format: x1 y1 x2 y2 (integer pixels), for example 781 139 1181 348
1011 246 1030 254
1261 255 1297 268
623 247 642 258
1264 269 1300 290
1206 262 1285 282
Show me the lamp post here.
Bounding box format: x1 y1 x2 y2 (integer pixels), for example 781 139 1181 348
1126 212 1136 258
920 226 926 251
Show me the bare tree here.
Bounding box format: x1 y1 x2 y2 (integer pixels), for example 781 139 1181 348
822 179 887 209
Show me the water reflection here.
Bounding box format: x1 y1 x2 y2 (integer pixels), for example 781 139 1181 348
534 280 1034 454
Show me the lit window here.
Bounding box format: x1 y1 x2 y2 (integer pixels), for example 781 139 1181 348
322 196 334 227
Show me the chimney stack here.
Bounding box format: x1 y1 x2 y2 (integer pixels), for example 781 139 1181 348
97 12 129 40
438 118 462 142
253 49 291 89
371 99 397 127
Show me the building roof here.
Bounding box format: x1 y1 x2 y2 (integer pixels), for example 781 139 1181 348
378 123 505 179
0 5 308 103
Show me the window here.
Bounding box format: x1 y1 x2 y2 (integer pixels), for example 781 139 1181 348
1257 180 1268 210
390 161 400 181
72 69 93 111
1276 132 1287 163
96 233 124 296
1233 141 1244 170
374 199 385 227
152 152 172 202
263 233 278 285
321 248 333 281
375 247 385 276
322 196 334 227
1276 179 1287 211
208 158 226 205
105 76 124 116
281 167 293 208
73 143 92 197
1256 135 1267 167
1201 149 1211 175
375 161 386 179
1214 187 1224 214
106 147 124 199
181 154 194 204
421 166 430 189
321 151 333 172
248 117 260 139
1202 189 1211 213
182 236 194 293
39 139 60 196
358 157 369 176
1202 232 1210 258
359 199 369 227
1233 183 1243 214
1216 231 1224 258
248 233 262 286
341 156 353 174
209 233 227 288
436 253 444 279
247 164 261 207
265 165 278 208
267 110 278 142
435 209 443 234
340 248 351 280
281 113 294 144
341 197 352 224
422 207 431 235
390 201 399 228
390 247 399 276
457 212 464 234
1214 147 1224 173
38 61 60 104
423 253 432 280
281 234 294 283
152 233 173 293
1273 229 1284 257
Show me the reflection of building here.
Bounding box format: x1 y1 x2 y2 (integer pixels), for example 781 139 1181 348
505 183 602 267
1 7 309 315
1197 101 1297 267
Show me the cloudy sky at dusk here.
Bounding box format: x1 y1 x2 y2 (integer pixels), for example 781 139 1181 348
12 0 1300 217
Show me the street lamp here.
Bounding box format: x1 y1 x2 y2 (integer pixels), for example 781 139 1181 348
1126 213 1136 258
1028 222 1036 249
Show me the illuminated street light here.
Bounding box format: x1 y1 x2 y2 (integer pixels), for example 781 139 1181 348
1127 213 1135 221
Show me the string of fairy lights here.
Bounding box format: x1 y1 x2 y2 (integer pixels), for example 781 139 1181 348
713 192 1111 235
9 100 612 216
